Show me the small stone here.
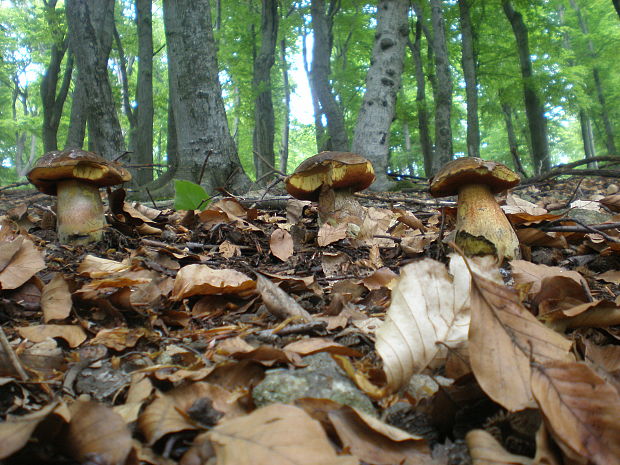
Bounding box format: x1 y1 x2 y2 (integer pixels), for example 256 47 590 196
607 184 619 195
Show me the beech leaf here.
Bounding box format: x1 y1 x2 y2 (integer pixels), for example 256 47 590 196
41 273 72 322
269 228 294 261
465 429 533 465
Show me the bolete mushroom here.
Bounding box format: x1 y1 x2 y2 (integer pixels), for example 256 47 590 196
27 149 131 244
429 157 521 260
285 151 375 225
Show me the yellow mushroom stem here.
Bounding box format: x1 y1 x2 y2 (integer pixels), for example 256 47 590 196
56 179 106 244
455 183 520 260
317 186 364 226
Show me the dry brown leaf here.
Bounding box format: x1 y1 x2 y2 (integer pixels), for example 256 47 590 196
270 228 294 261
66 400 132 465
0 237 45 290
77 254 131 278
256 273 312 322
17 324 87 348
599 194 620 212
468 269 573 411
90 327 147 351
510 260 588 297
465 429 533 465
206 403 358 465
171 264 255 300
584 340 620 373
41 273 72 322
219 240 241 258
284 338 363 357
515 229 568 248
0 235 23 272
0 402 58 459
544 299 620 331
328 406 431 465
533 422 563 465
596 270 620 284
317 222 348 247
532 361 620 465
504 193 548 216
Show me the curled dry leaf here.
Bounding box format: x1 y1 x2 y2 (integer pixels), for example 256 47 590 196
0 402 58 459
465 429 533 465
41 273 72 323
171 264 255 300
0 236 45 290
17 324 87 348
531 361 620 465
77 254 131 278
468 269 574 411
66 400 132 465
256 273 312 322
206 403 358 465
269 228 294 261
317 222 348 247
510 260 587 298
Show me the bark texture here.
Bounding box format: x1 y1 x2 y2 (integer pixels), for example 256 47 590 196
163 0 251 194
65 0 125 159
252 0 278 184
614 0 620 21
135 0 154 185
352 0 409 191
431 0 453 173
458 0 480 159
502 0 550 173
65 73 87 150
309 0 349 152
279 36 291 173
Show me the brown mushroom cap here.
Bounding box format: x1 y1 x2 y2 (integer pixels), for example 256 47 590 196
27 149 132 195
285 151 375 201
429 157 520 198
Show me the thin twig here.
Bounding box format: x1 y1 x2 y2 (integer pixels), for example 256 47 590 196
0 326 28 381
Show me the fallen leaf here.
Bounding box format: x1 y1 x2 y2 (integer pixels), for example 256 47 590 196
41 274 72 322
465 429 533 465
284 338 363 357
596 270 620 284
17 324 87 348
0 235 23 272
510 260 587 297
0 237 45 290
317 222 348 247
77 255 131 278
256 274 312 322
269 228 294 261
171 264 255 300
0 402 58 459
90 327 147 351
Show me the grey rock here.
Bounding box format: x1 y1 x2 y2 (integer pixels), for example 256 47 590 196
568 208 612 225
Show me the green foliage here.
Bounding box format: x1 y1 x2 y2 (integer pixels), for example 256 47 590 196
173 179 211 211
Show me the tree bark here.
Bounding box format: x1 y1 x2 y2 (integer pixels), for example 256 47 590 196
613 0 620 21
279 36 291 173
500 98 527 178
502 0 550 173
302 25 326 150
352 0 409 191
65 71 87 150
458 0 480 159
579 110 597 168
252 0 278 184
309 0 349 152
430 0 453 173
65 0 125 159
135 0 154 185
163 0 251 194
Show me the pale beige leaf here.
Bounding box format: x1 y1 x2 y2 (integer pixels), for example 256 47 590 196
532 361 620 465
41 273 72 322
0 235 23 272
17 324 87 348
317 222 348 247
0 402 58 459
465 429 533 465
67 400 132 465
270 228 294 261
207 403 358 465
256 273 312 322
77 254 131 278
596 270 620 284
171 264 255 300
468 270 573 411
0 237 45 290
510 260 587 297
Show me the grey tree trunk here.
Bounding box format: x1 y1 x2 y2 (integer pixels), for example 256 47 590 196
579 110 597 168
502 0 550 174
431 0 453 173
113 24 137 154
309 0 349 152
65 72 87 150
352 0 409 191
65 0 125 159
614 0 620 20
252 0 278 185
279 36 291 173
163 0 251 194
458 0 480 159
302 25 327 150
135 0 154 185
500 98 527 178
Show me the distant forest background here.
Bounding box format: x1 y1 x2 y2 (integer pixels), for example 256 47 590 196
1 0 619 195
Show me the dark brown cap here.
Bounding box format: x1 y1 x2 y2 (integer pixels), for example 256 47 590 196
27 149 132 195
429 157 520 197
285 151 375 201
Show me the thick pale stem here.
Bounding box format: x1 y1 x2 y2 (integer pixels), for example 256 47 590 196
317 187 365 227
56 179 106 244
456 183 520 260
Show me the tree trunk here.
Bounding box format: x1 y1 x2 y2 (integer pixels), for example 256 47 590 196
65 0 125 159
65 71 87 150
309 0 349 152
279 37 291 173
135 0 154 185
352 0 409 191
252 0 278 185
613 0 620 21
579 110 597 168
502 0 550 173
458 0 480 159
113 23 137 153
430 0 453 173
500 99 527 178
302 25 327 150
163 0 251 194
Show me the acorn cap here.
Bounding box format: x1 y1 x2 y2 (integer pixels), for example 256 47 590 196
27 149 132 195
285 151 375 201
429 157 520 198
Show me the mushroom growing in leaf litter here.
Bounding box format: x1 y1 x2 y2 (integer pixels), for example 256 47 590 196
285 151 375 226
27 149 132 244
429 157 521 261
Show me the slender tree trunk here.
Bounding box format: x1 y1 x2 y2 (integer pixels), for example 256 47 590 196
279 37 291 173
252 0 278 185
65 71 87 149
500 99 527 178
135 0 154 185
430 0 453 173
502 0 550 173
458 0 480 158
163 0 251 194
114 24 137 154
614 0 620 21
302 25 326 150
65 0 125 159
352 0 409 191
579 110 597 168
309 0 349 151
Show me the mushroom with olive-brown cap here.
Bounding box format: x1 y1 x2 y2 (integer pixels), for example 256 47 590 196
429 157 521 260
285 151 375 225
27 149 131 244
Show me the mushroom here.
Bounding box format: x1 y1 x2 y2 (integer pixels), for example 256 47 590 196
27 149 131 244
429 157 521 260
285 151 375 226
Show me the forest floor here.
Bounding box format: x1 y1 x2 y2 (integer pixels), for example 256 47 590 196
1 164 620 465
